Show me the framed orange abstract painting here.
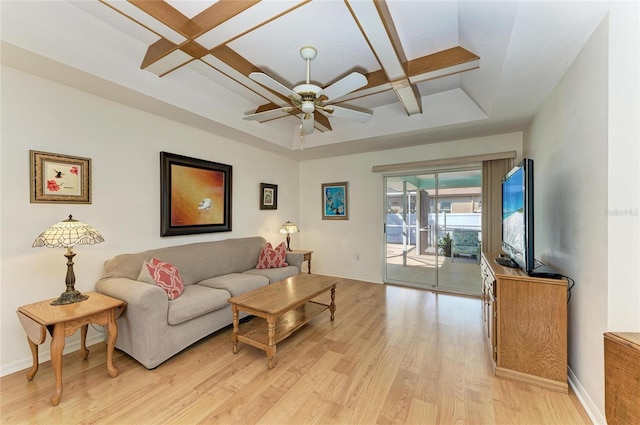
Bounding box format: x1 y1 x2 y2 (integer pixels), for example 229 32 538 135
160 152 232 236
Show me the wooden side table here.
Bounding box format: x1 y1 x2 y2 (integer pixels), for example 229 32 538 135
16 292 125 406
292 250 313 274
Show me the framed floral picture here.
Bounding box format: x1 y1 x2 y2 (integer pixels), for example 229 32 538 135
260 183 277 210
160 152 232 236
321 181 349 220
30 150 91 204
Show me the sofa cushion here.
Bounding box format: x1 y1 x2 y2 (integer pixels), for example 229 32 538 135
198 273 268 297
244 266 300 284
167 285 230 325
256 242 288 269
137 257 185 300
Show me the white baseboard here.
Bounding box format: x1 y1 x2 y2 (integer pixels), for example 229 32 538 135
1 332 106 377
568 366 607 425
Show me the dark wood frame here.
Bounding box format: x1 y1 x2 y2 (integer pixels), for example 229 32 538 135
321 181 349 220
30 150 91 204
160 151 232 236
260 183 278 210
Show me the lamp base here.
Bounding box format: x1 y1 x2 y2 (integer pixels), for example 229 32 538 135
51 290 89 306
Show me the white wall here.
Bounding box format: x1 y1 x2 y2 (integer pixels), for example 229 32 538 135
298 133 522 283
606 2 640 331
525 4 639 423
0 66 300 375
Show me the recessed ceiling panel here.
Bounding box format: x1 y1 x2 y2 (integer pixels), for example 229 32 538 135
386 1 460 59
165 0 217 19
228 1 379 87
195 1 304 50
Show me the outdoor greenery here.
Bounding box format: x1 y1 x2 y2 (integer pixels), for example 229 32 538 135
438 232 452 257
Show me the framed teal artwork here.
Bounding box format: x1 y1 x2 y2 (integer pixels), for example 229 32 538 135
322 181 348 220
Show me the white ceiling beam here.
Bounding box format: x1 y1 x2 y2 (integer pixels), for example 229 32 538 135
391 80 422 115
347 0 422 116
347 0 405 80
409 60 480 84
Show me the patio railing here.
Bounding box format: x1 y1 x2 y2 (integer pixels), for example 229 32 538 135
386 212 481 244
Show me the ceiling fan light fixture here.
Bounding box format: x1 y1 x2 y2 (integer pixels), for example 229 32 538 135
301 101 315 114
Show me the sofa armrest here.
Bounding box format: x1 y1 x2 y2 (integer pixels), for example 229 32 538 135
285 252 304 273
95 277 168 318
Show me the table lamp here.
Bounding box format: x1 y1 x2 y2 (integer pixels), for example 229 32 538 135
32 215 104 305
278 221 299 251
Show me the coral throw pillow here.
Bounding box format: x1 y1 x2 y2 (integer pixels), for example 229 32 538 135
257 242 289 269
138 257 185 300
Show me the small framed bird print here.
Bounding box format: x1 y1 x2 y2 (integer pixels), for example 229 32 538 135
30 150 91 204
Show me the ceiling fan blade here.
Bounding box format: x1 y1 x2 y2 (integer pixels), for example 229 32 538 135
321 105 372 123
301 113 315 135
243 107 293 122
249 72 301 101
318 72 368 102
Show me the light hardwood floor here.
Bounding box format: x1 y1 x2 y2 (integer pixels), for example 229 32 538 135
386 244 481 295
1 279 591 424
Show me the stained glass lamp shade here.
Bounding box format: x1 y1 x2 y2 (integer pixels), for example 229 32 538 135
32 215 104 305
278 221 299 251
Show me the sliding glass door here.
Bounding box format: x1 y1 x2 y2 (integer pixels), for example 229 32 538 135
384 168 482 295
385 174 437 287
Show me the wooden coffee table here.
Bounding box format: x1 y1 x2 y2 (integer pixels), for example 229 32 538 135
228 273 338 369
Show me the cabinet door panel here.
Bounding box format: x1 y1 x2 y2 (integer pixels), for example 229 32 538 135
497 278 567 382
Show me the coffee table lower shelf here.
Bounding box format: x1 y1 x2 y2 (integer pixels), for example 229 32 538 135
234 301 330 368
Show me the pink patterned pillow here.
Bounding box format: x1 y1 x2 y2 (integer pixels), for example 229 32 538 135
138 257 184 300
256 242 289 269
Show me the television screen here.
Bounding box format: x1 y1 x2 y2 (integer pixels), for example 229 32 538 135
502 167 525 256
501 159 534 272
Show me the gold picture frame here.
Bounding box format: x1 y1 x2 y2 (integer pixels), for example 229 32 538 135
30 150 91 204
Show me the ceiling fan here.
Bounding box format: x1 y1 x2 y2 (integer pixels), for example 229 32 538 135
243 46 372 136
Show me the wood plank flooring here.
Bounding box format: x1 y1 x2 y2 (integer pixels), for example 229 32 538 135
0 279 591 424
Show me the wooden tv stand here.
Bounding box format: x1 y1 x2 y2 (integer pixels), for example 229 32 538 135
481 252 568 392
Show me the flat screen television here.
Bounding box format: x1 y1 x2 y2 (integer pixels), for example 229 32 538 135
501 158 535 273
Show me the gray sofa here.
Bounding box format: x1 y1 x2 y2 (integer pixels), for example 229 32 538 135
95 236 302 369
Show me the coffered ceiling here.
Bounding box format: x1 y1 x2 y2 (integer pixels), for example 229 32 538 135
1 1 609 160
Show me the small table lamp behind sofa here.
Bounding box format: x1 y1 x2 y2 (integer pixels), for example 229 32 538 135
278 221 299 252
